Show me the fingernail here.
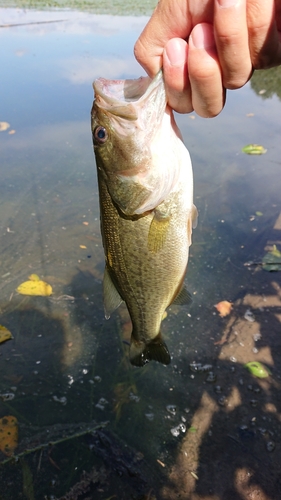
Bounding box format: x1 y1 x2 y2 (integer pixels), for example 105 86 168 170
165 38 186 67
217 0 237 7
190 24 214 50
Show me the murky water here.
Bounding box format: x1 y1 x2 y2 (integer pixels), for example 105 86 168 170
0 8 281 500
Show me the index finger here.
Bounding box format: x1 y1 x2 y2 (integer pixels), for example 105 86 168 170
134 0 192 76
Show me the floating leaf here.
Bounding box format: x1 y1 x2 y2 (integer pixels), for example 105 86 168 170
245 361 270 378
255 211 263 216
188 426 197 433
242 144 267 155
214 300 233 317
0 416 18 456
17 275 52 296
262 245 281 271
0 121 10 132
0 325 13 345
28 274 40 281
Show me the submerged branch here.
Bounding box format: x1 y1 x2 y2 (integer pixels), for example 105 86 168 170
0 421 108 466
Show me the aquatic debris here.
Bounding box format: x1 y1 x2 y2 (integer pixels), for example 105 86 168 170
113 383 138 419
0 325 13 345
242 144 267 155
266 441 275 452
145 413 154 421
0 416 18 456
245 361 271 378
0 121 10 132
53 396 67 405
157 459 166 467
170 423 186 437
190 471 199 480
218 395 228 406
206 371 216 383
262 245 281 271
166 405 177 415
95 397 108 410
253 332 262 342
0 392 15 401
244 309 255 322
188 426 197 433
190 362 213 373
214 300 233 317
21 459 35 500
16 274 52 296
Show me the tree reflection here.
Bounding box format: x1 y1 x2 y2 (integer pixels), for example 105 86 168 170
251 66 281 101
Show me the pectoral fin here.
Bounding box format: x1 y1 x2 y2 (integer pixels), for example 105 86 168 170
148 212 171 253
130 334 171 367
192 204 198 229
103 266 123 319
187 204 198 246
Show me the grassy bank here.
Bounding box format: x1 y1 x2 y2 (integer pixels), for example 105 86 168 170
0 0 157 15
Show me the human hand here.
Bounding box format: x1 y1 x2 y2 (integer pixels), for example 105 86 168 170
134 0 281 117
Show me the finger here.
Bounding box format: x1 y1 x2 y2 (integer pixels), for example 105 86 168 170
214 0 252 89
276 0 281 32
188 23 226 117
134 0 192 77
247 0 281 69
163 38 193 113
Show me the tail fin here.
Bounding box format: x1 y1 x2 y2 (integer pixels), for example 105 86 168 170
129 334 171 367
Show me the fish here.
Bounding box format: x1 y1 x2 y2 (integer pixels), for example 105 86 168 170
91 70 197 367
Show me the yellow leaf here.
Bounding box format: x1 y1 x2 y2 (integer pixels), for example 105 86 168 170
28 274 40 281
0 416 18 456
0 325 13 345
16 276 52 296
79 245 87 249
242 144 267 155
0 121 10 132
215 300 233 317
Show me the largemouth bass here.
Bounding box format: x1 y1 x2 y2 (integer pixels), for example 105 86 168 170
91 71 197 367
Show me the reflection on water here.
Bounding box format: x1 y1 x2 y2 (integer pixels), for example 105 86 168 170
0 8 281 500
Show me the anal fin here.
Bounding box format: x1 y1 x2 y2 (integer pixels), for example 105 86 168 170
172 285 193 306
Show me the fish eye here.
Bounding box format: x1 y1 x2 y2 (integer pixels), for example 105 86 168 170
94 126 108 144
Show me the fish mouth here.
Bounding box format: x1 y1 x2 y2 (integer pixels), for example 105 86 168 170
93 70 165 120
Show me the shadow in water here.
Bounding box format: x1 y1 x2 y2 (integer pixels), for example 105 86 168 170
0 263 280 499
161 279 281 500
